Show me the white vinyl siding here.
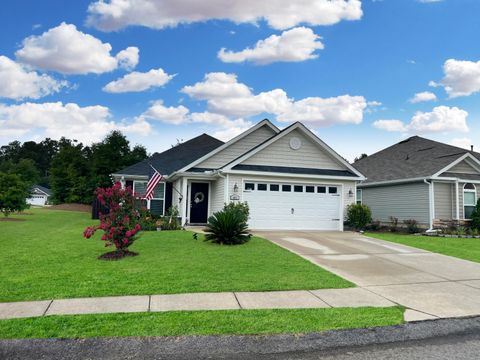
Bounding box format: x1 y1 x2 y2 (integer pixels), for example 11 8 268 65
241 129 346 170
434 182 454 220
361 182 430 225
449 160 479 174
197 125 275 169
210 178 225 215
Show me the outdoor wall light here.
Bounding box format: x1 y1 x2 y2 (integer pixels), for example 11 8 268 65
348 189 354 197
233 183 239 193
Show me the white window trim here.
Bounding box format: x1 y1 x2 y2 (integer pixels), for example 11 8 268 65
133 180 166 215
356 189 362 204
463 183 477 219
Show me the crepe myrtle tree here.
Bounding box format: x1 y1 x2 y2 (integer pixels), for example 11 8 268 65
83 182 142 260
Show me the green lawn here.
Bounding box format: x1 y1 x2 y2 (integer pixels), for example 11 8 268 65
366 232 480 263
0 307 404 339
0 209 352 302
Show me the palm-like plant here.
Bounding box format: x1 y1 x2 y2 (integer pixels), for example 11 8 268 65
204 208 250 245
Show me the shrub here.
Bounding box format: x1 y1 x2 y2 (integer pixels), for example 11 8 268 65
161 206 181 230
83 182 142 259
470 199 480 231
137 208 159 231
0 173 29 217
223 201 249 222
204 207 250 245
403 219 419 234
367 220 381 231
346 204 372 231
389 216 399 232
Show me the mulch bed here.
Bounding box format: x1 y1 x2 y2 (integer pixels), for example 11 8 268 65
0 218 26 222
98 250 139 261
49 204 92 213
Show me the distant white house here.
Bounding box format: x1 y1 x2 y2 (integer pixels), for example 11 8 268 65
27 185 51 206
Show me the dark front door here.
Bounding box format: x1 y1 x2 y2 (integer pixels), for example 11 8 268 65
190 182 209 224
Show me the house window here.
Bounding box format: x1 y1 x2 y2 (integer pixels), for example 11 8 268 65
317 186 326 193
133 180 165 216
270 184 279 191
294 185 303 192
356 189 362 204
329 187 338 194
282 184 292 192
245 183 255 191
305 186 315 193
257 183 267 191
463 183 477 219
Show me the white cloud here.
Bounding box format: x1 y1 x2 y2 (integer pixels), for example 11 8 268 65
103 68 174 93
417 0 444 3
409 91 437 103
0 56 67 100
0 102 151 144
450 137 474 151
115 46 139 70
15 22 139 74
373 106 469 134
436 59 480 98
277 95 367 126
373 119 407 132
87 0 362 31
139 100 189 125
182 72 368 126
218 27 324 65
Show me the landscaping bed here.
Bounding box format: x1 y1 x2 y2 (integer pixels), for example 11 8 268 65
0 209 352 302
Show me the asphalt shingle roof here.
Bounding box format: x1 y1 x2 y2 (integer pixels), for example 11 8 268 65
115 134 224 177
31 185 52 196
353 136 480 184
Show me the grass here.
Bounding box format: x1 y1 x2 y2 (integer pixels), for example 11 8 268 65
0 307 404 339
0 209 352 302
366 232 480 263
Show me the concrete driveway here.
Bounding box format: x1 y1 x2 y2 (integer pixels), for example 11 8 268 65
256 231 480 320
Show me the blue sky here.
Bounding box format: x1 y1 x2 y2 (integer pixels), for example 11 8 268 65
1 0 479 161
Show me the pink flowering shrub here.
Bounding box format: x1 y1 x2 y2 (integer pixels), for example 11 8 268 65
83 182 142 254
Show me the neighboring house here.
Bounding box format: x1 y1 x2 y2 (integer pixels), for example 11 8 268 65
354 136 480 229
113 120 364 230
27 185 51 206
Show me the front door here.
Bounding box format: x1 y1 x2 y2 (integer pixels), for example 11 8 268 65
190 182 209 224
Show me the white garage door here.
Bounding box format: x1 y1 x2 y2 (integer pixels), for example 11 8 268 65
27 195 47 206
243 181 342 231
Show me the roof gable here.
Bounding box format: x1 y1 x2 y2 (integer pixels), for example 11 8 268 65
182 119 279 171
354 136 480 184
114 134 223 177
223 122 364 178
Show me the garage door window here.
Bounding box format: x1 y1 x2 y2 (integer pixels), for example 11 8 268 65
317 186 326 193
282 184 291 192
270 184 279 191
245 183 254 191
294 185 303 192
328 187 338 194
306 186 315 193
257 184 267 191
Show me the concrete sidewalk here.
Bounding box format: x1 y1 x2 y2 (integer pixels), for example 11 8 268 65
0 287 398 321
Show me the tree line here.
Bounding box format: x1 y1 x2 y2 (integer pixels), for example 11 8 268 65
0 131 148 205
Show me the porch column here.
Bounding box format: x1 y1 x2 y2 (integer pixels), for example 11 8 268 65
455 180 460 220
181 177 188 225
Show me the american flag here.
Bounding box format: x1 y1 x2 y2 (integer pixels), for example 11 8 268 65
143 166 163 201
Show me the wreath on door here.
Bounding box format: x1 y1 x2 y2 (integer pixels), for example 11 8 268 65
193 192 205 204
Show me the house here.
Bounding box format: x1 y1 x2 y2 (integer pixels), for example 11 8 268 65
112 120 365 230
27 185 51 206
354 136 480 229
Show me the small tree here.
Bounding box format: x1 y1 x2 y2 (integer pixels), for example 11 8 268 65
346 203 372 231
470 199 480 231
83 182 142 259
0 173 29 217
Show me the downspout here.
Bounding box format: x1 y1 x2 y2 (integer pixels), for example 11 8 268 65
424 179 434 231
215 170 229 204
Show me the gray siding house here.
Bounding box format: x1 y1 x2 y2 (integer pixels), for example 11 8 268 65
112 119 365 230
354 136 480 229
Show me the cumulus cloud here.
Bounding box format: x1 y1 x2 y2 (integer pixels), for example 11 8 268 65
218 27 324 65
87 0 362 31
450 137 475 151
0 56 67 100
103 68 174 93
435 59 480 98
373 106 469 134
15 23 139 74
409 91 437 103
181 72 368 126
139 100 189 125
0 102 151 143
